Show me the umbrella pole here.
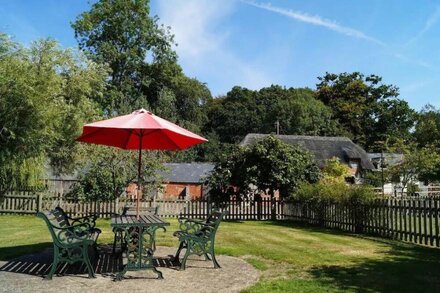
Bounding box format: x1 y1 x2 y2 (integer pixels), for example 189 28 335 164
137 134 143 220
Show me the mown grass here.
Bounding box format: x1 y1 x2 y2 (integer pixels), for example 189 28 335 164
1 214 440 292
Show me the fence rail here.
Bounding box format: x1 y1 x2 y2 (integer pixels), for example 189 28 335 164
283 198 440 247
0 193 283 220
2 192 440 248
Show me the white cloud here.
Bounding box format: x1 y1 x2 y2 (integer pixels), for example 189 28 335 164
400 80 431 93
406 6 440 46
242 1 386 46
155 0 272 95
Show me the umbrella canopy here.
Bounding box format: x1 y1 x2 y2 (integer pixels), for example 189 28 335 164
76 108 207 218
77 108 207 150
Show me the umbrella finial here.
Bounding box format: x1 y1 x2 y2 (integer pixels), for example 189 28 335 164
133 108 150 114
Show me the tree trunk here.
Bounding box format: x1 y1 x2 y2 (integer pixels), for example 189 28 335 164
269 189 276 221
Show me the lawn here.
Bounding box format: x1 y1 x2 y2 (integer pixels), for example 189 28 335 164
1 215 440 292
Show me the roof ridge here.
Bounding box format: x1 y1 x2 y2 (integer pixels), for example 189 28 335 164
244 133 352 141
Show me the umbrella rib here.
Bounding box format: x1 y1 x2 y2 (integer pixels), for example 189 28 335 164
123 130 134 149
160 130 183 150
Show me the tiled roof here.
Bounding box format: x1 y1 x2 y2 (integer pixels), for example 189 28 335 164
161 163 215 184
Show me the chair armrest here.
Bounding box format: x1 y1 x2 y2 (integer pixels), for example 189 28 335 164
51 222 95 244
68 214 98 228
178 218 205 234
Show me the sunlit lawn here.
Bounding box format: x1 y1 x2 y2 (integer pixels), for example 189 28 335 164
1 214 440 292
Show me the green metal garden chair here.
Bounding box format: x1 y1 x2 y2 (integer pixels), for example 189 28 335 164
173 210 227 270
37 210 100 279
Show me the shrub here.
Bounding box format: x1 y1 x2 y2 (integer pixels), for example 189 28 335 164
294 182 375 232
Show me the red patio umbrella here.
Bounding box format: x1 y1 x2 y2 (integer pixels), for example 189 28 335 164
77 108 207 218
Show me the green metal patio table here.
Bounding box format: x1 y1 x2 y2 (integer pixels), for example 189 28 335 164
111 214 169 280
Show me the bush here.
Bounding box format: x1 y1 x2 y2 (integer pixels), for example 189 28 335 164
66 165 124 202
294 182 375 232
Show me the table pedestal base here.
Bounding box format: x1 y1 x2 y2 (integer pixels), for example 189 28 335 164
114 225 166 281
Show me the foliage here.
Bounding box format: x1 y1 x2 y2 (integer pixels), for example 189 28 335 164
414 104 440 150
67 146 166 202
316 72 415 150
386 140 440 194
295 181 375 232
205 145 249 206
72 0 212 138
295 181 374 204
206 136 321 203
72 0 176 113
0 36 105 195
204 85 342 144
321 157 351 184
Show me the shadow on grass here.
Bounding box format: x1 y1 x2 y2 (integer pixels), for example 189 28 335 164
308 242 440 292
0 243 52 261
262 220 440 291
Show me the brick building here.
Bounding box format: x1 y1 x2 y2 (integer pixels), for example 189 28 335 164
157 163 214 200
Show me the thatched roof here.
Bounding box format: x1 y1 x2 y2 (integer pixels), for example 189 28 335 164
240 134 375 170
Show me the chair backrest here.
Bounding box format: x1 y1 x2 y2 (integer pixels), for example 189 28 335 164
202 210 227 239
122 205 159 216
37 211 67 245
53 206 71 226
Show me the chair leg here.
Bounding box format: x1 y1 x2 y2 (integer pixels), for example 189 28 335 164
204 253 212 261
211 246 220 268
174 241 184 260
179 243 192 271
45 248 59 280
83 246 96 278
112 232 118 255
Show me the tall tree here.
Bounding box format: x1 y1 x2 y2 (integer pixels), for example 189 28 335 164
414 105 440 150
72 0 212 150
204 85 341 144
315 72 415 150
0 36 106 194
72 0 177 113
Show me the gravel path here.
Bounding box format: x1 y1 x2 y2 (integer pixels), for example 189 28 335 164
0 246 259 293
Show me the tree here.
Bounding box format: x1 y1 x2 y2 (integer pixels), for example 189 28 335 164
244 135 321 199
315 72 415 150
414 105 440 150
206 135 321 202
386 141 440 195
204 85 342 144
0 36 106 195
72 0 213 153
67 146 166 202
72 0 176 114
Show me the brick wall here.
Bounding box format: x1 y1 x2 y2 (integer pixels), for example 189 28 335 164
162 183 203 200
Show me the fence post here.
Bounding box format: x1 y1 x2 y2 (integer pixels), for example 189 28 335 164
271 197 276 221
256 195 262 220
36 193 43 213
115 197 119 215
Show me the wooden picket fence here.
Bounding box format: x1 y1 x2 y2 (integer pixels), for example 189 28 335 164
0 192 283 220
2 192 440 248
179 198 284 220
282 197 440 247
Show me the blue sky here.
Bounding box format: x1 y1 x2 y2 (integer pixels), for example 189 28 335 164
0 0 439 110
